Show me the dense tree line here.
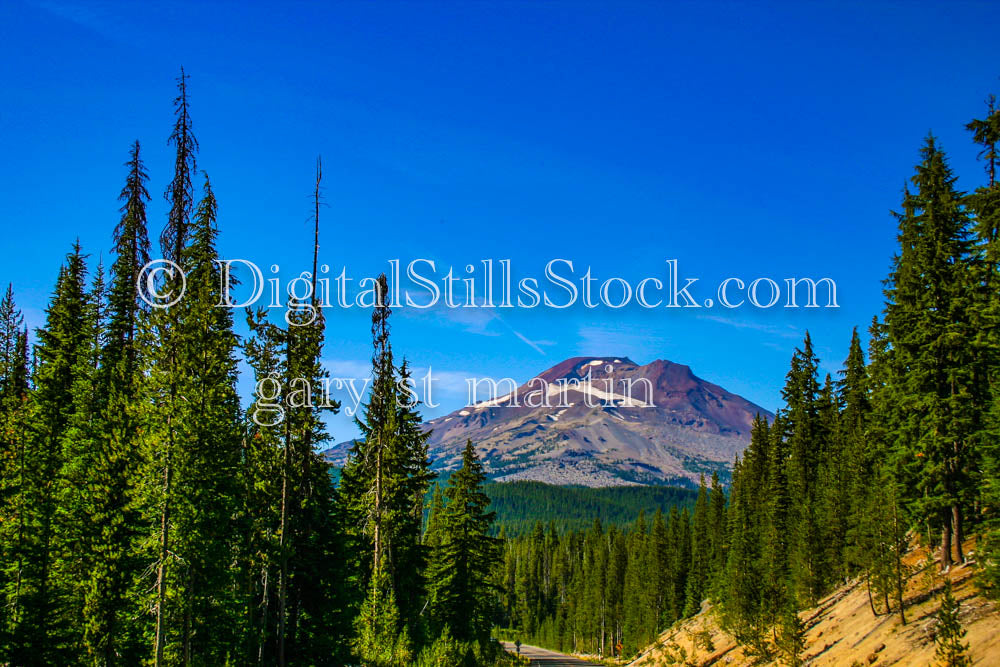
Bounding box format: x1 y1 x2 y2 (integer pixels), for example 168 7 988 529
502 97 1000 662
0 72 508 666
499 474 723 657
483 481 698 536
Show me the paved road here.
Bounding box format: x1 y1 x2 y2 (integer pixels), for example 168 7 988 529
501 641 597 666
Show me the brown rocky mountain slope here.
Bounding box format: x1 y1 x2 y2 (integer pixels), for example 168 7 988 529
323 356 772 487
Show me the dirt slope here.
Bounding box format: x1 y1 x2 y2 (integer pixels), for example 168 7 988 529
628 540 999 666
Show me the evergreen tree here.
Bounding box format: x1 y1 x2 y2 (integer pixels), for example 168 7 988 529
708 470 727 591
52 259 107 662
839 327 871 577
683 476 710 617
161 68 197 264
885 137 979 570
649 509 670 629
340 272 433 658
136 175 244 664
272 158 345 665
90 140 151 663
137 69 200 667
622 512 648 653
934 580 972 667
0 286 29 658
967 96 1000 596
426 441 502 645
782 333 824 604
353 561 412 667
720 417 770 655
12 244 91 662
424 484 446 550
775 608 805 667
763 412 790 616
242 305 286 664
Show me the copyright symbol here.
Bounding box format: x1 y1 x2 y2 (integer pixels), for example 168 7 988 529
137 259 186 308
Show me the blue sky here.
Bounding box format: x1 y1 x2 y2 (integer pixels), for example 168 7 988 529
2 0 999 442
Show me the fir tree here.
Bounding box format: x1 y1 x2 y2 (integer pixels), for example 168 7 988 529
781 333 824 604
136 175 243 665
966 96 1000 597
426 441 502 645
708 470 727 591
13 244 90 662
52 259 107 662
885 137 978 570
76 140 152 664
161 68 197 264
683 476 710 617
0 286 28 657
934 580 972 667
340 272 433 656
775 607 805 667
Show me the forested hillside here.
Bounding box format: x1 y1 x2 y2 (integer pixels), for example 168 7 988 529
484 481 698 536
498 475 724 656
498 97 1000 664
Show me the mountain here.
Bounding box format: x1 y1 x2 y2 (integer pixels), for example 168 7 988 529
324 356 771 487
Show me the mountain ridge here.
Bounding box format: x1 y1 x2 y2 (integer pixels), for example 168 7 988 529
323 356 772 487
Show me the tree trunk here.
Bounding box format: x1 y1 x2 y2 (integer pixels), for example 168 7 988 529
277 420 291 667
866 571 877 616
941 514 953 572
374 440 383 570
258 565 269 664
154 437 173 667
952 504 965 564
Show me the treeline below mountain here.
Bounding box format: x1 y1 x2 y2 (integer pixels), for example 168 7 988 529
484 481 698 537
0 72 514 666
498 95 1000 665
498 477 723 657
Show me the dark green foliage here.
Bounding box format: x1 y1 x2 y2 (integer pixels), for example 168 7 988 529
13 244 91 662
501 497 701 658
353 561 413 666
160 67 197 264
133 174 246 664
483 481 698 536
967 97 1000 598
81 141 151 664
239 159 345 666
426 441 502 644
885 137 980 570
683 477 710 617
339 274 436 662
0 286 30 656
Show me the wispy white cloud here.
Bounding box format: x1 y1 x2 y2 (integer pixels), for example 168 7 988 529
494 317 552 356
697 314 801 340
397 292 551 355
28 0 129 43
